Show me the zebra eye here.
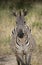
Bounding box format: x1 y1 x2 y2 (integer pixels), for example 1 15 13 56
24 21 26 24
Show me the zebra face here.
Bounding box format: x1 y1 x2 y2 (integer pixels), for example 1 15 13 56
12 9 31 45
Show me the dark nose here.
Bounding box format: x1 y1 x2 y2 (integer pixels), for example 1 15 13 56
17 29 24 38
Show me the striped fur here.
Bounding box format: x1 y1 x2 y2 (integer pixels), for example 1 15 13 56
10 10 36 65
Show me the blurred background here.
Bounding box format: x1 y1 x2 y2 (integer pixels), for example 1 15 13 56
0 0 42 65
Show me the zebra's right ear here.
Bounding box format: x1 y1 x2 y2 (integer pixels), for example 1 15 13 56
23 9 27 16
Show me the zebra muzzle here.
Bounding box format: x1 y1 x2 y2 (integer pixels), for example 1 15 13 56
17 29 24 38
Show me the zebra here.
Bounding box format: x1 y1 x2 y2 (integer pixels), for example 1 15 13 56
10 9 36 65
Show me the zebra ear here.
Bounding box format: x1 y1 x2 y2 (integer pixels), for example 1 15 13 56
12 9 17 16
23 9 27 16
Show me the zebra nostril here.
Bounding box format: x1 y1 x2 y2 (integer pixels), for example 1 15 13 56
17 29 24 38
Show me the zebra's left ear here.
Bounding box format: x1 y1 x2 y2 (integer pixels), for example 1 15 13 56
23 9 27 16
12 9 17 17
13 12 17 17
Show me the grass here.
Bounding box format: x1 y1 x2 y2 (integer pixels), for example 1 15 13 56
0 36 10 44
32 22 42 29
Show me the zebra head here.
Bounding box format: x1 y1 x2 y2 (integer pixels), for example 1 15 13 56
13 9 30 38
12 9 31 46
13 9 27 26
